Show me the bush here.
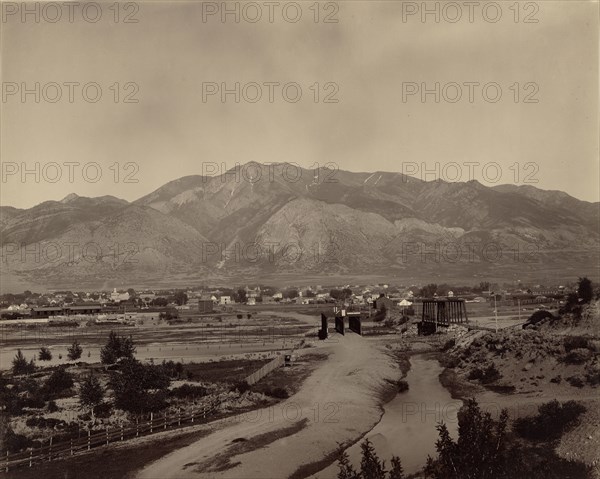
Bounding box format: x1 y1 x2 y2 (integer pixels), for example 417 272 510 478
231 380 250 394
237 314 243 319
397 380 409 393
67 341 83 361
47 400 59 412
100 331 136 364
563 336 590 352
468 363 501 384
12 349 35 376
38 347 52 361
4 427 36 453
441 339 456 352
169 384 207 399
247 313 252 319
565 348 592 365
257 386 289 399
567 375 585 388
93 402 113 418
45 367 74 396
110 359 170 414
514 400 586 442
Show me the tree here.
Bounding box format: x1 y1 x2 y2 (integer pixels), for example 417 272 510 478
100 331 136 364
151 297 168 307
110 359 170 414
388 457 404 479
234 289 247 304
67 340 83 360
44 367 74 397
577 277 593 304
172 291 188 306
338 450 360 479
285 289 299 299
79 374 104 418
425 398 510 479
12 349 35 376
38 347 52 361
419 284 438 298
360 439 387 479
337 440 404 479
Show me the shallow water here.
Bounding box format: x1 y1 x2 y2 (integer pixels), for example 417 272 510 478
315 355 461 477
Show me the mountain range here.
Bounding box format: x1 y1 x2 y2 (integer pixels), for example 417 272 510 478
1 163 598 291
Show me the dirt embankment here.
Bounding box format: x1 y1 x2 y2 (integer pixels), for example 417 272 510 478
440 301 600 472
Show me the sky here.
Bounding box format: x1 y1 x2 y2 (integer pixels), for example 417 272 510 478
1 0 598 209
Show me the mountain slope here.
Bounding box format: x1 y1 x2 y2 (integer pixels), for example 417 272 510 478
1 164 598 288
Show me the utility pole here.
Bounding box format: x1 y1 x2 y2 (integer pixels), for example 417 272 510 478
494 293 498 333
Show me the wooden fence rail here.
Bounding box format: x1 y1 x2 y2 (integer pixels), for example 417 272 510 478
244 355 284 386
2 405 217 473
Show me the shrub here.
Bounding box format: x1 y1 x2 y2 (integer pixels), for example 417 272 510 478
514 400 586 442
110 359 170 414
169 384 207 399
566 375 585 388
100 331 136 364
397 380 409 393
231 380 250 394
45 367 74 396
67 341 83 361
441 339 456 352
565 348 592 365
79 374 104 413
38 347 52 361
4 427 36 453
47 400 59 412
94 402 113 418
12 349 35 376
247 314 252 319
468 363 501 384
563 336 590 352
237 314 243 319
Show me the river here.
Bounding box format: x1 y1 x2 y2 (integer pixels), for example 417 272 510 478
313 355 462 477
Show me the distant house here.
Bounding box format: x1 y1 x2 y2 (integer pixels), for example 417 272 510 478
247 298 256 305
273 292 283 300
447 291 454 298
262 295 275 304
220 296 232 305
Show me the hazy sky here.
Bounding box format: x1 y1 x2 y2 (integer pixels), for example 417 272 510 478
1 1 598 209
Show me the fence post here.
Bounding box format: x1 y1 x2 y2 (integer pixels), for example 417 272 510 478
178 408 181 426
29 450 33 467
70 439 73 456
121 424 124 441
5 450 8 473
136 419 139 437
164 412 167 430
87 430 91 450
106 427 109 446
203 406 206 419
150 412 153 433
191 407 194 423
49 436 53 462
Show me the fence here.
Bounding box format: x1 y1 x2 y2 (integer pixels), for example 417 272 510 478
244 355 285 385
334 316 345 335
1 404 217 474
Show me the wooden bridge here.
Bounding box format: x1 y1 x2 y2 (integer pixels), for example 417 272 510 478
420 299 468 334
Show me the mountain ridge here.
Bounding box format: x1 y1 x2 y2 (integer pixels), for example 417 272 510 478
1 163 598 288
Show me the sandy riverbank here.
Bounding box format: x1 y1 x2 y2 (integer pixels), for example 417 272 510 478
136 333 401 479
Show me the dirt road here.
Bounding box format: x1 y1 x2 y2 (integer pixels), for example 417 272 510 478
136 333 400 479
